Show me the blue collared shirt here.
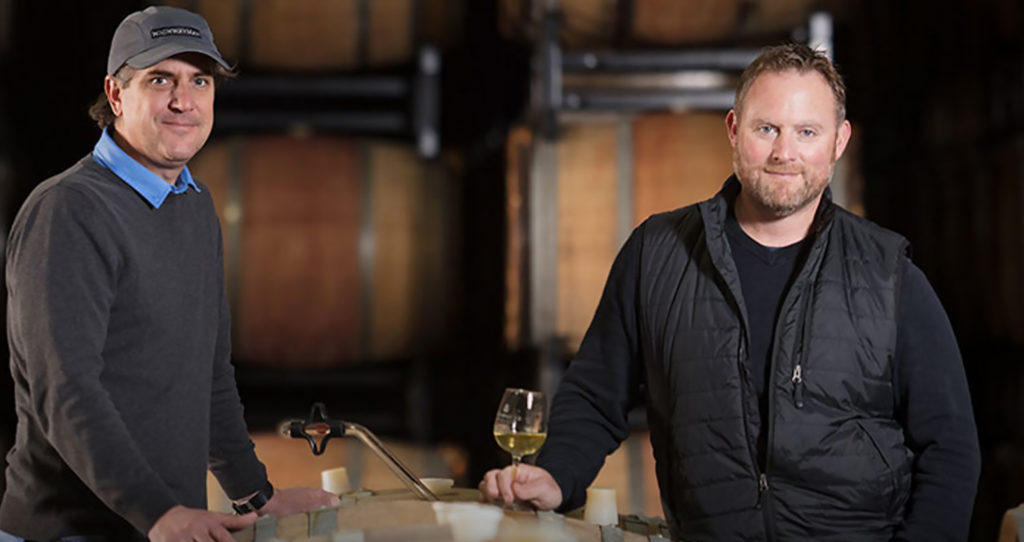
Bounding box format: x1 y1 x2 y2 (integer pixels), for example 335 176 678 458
92 127 201 208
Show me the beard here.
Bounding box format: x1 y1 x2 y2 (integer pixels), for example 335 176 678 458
733 150 836 219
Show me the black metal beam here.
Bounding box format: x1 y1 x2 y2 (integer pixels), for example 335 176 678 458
563 49 761 73
210 46 441 158
218 75 409 99
562 88 736 112
214 111 406 134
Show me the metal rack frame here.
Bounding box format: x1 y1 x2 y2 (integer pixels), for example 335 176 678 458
531 11 834 138
214 45 441 159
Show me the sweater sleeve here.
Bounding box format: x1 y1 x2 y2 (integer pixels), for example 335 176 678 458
892 259 981 541
206 220 268 499
6 186 179 533
536 225 645 511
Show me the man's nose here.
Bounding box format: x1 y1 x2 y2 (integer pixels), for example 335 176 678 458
169 83 195 112
770 131 797 162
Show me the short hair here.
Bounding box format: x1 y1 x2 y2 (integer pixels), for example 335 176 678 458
87 59 237 129
734 43 847 123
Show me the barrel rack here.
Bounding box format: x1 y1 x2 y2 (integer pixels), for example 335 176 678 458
209 47 444 443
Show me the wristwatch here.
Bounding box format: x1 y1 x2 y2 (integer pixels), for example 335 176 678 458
232 480 274 514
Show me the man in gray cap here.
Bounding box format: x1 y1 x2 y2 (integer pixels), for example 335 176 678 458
0 6 338 541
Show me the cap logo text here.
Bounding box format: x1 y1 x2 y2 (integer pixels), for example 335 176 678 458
151 26 202 39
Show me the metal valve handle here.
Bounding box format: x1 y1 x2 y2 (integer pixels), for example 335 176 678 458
281 402 345 456
281 402 439 502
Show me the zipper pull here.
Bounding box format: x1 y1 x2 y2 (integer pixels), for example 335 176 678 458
756 473 769 507
791 364 804 409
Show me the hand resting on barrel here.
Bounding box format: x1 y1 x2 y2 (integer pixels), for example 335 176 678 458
260 486 341 517
148 506 255 542
479 463 563 510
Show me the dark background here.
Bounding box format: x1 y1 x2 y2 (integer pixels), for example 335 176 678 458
3 1 1024 540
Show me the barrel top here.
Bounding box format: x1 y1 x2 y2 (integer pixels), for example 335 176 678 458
231 490 658 541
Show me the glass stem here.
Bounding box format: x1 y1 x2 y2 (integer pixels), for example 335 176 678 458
508 455 523 510
511 455 522 484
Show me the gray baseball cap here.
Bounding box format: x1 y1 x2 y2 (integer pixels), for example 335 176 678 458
106 6 231 76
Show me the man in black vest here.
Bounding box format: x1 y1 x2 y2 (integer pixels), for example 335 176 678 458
0 7 338 542
481 44 980 541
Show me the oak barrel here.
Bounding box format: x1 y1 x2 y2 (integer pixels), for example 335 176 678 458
500 0 817 49
228 498 656 541
161 0 462 71
506 112 733 350
189 135 458 368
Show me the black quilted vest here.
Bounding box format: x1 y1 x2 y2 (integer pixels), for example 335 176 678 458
639 178 911 541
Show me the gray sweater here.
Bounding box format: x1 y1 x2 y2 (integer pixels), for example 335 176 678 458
1 155 267 539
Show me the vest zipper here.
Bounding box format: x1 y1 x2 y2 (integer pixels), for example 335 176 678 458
753 329 777 540
759 472 777 539
791 281 814 409
791 363 804 408
738 335 765 512
730 276 772 536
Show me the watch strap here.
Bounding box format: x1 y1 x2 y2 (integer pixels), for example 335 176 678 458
232 480 274 514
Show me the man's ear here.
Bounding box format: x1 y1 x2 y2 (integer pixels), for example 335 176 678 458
834 119 852 161
725 109 739 147
104 75 124 117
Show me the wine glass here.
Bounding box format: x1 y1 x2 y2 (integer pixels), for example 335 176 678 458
493 388 548 471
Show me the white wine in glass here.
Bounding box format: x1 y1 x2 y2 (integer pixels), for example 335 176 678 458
493 388 548 468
